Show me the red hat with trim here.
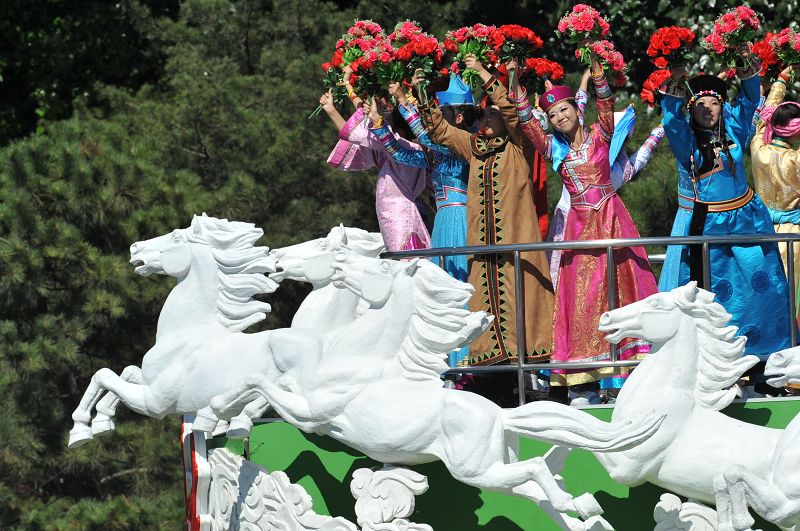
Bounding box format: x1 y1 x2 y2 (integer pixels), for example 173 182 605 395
539 85 574 113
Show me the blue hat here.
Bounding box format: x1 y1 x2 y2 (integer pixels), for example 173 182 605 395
436 74 474 107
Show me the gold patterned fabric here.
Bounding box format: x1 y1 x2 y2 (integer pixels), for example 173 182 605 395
751 80 800 291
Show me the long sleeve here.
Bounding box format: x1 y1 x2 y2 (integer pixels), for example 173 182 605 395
661 82 702 171
422 100 473 161
483 75 524 146
398 103 450 157
612 125 665 189
752 80 787 153
513 89 552 160
339 107 385 151
328 108 379 171
369 124 429 169
575 88 589 117
592 72 615 142
727 69 761 148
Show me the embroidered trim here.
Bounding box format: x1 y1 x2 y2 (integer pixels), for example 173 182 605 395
698 188 754 212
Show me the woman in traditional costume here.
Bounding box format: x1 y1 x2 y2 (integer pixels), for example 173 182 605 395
659 56 794 360
420 54 554 377
509 56 658 398
365 77 476 367
322 67 431 253
751 65 800 303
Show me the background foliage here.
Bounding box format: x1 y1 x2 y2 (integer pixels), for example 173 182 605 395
0 0 797 528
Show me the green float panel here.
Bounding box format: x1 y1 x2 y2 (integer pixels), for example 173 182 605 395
212 397 800 530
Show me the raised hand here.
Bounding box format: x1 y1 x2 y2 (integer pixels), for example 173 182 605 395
544 79 554 92
464 53 486 74
320 89 336 113
366 96 382 126
388 81 407 105
670 64 688 82
342 64 353 85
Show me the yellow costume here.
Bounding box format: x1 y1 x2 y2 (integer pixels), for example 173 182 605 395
751 80 800 296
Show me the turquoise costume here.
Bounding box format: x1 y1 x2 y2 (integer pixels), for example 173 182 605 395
659 72 794 359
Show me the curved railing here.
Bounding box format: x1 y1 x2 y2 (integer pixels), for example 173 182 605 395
384 234 800 405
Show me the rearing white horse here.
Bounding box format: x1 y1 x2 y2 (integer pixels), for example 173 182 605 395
207 248 665 531
68 214 316 447
596 282 793 522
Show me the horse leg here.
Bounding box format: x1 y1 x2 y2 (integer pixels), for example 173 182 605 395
714 473 738 531
69 368 149 448
194 386 261 433
724 465 799 530
227 395 270 439
91 366 143 436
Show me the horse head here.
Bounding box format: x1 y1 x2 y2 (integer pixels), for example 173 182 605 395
600 282 758 411
130 214 277 332
270 226 384 286
765 345 800 387
598 282 712 346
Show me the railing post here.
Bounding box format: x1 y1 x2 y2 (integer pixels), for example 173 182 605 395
440 255 446 271
788 240 797 347
702 242 711 291
513 251 527 406
606 246 618 362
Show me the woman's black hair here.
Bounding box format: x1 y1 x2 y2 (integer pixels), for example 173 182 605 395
384 107 413 140
442 105 478 131
772 103 800 128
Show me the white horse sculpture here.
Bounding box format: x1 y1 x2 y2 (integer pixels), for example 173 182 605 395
597 282 800 530
193 225 385 433
206 247 665 531
765 344 800 388
68 214 310 447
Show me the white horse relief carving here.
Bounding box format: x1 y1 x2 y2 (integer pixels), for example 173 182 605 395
207 247 665 531
597 282 800 530
68 214 307 447
765 344 800 388
193 225 385 434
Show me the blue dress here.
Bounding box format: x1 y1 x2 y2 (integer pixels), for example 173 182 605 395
659 75 794 359
383 103 471 367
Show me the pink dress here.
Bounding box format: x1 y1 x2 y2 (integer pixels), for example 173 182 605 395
516 86 658 387
327 108 431 252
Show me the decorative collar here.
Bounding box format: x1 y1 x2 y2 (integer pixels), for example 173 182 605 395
470 134 509 157
771 138 793 149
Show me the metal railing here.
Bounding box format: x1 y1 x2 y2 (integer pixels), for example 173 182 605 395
385 234 800 406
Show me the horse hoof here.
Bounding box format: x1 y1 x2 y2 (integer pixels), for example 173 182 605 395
68 424 94 449
91 416 115 436
226 417 252 439
192 409 219 433
584 515 614 531
573 493 603 519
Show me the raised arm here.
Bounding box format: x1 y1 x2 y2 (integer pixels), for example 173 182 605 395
321 89 345 131
576 68 591 116
420 99 473 161
660 66 703 171
614 125 665 188
591 60 615 142
727 51 762 147
752 67 791 152
366 95 428 169
401 75 451 156
328 107 379 171
465 55 525 146
342 65 364 110
511 85 552 159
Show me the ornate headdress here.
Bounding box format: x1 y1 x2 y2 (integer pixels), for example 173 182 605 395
436 74 475 107
685 74 728 112
539 85 574 113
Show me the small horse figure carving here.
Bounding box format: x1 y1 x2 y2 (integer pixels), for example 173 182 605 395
597 282 800 530
68 214 301 447
207 248 664 531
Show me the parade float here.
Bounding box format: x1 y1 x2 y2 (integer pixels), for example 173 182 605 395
68 215 800 531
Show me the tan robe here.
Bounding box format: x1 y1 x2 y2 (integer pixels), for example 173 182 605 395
751 80 800 295
421 76 554 365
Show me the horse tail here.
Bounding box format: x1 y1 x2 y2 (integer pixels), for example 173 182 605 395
501 402 664 452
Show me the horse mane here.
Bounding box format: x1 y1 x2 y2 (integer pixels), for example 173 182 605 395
397 260 484 382
334 226 384 257
673 284 759 411
185 214 275 332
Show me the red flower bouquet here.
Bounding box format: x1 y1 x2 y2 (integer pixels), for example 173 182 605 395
518 57 565 92
702 6 761 68
770 28 800 78
351 38 404 98
640 69 672 108
647 26 695 69
556 4 610 42
490 24 543 63
753 32 781 78
443 23 498 87
389 21 444 82
581 39 628 87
